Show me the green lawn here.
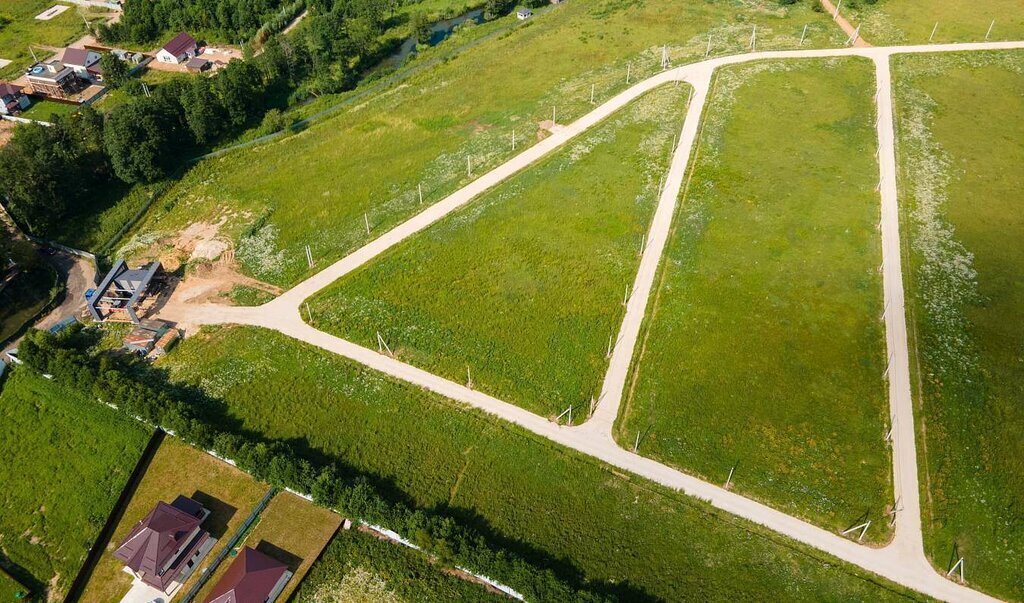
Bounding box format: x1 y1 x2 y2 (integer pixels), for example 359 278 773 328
18 99 78 122
308 85 687 417
293 529 500 602
159 325 924 602
893 50 1024 601
845 0 1024 45
0 569 28 602
0 1 105 80
0 369 150 601
616 58 892 541
120 0 845 287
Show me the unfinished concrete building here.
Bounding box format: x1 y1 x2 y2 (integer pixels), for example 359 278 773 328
88 260 163 323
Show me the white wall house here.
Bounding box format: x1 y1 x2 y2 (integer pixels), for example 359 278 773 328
156 32 198 64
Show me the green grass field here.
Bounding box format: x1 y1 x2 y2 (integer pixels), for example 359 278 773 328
846 0 1024 46
159 325 924 601
18 99 78 122
0 369 149 601
308 85 687 417
616 58 892 541
0 1 107 80
293 529 500 602
893 50 1024 601
0 569 28 602
120 0 845 287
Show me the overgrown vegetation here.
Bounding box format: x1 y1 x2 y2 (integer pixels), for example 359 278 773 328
123 0 844 286
617 58 893 540
294 529 500 602
309 85 687 416
0 238 58 344
158 325 926 601
0 370 149 601
893 50 1024 601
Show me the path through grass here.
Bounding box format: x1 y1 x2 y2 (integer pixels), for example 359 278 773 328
121 0 845 287
617 57 893 541
893 50 1024 601
160 325 924 602
309 84 687 417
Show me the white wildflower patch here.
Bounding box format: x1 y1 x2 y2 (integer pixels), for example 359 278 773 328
305 565 404 603
236 223 287 281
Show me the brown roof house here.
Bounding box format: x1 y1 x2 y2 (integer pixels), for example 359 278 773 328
204 547 292 603
114 495 217 593
0 83 30 115
157 32 199 64
61 48 103 81
25 60 84 98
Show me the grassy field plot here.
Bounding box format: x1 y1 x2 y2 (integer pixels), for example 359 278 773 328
293 528 500 602
79 438 269 603
160 326 922 601
846 0 1024 46
0 569 28 601
190 492 341 603
616 58 892 540
0 369 149 601
309 85 687 417
893 50 1024 601
120 0 844 287
18 99 78 122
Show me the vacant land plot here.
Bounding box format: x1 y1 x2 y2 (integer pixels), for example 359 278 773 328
121 0 843 287
846 0 1024 45
0 1 106 80
0 369 149 601
160 326 921 601
616 58 892 540
294 528 500 602
79 437 268 603
309 85 687 417
893 50 1024 601
190 492 341 603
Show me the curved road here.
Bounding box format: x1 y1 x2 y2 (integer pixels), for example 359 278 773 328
159 40 1024 602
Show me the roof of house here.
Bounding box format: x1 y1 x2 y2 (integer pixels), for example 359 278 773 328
185 56 209 68
0 83 23 96
204 547 290 603
114 495 206 579
62 48 94 66
162 32 198 56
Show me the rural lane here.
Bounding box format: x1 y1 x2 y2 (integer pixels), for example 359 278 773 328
159 39 1024 602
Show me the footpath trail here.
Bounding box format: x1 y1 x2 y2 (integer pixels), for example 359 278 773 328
820 0 872 47
158 39 1024 603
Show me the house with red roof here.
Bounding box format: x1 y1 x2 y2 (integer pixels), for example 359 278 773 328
203 547 292 603
157 32 199 65
113 495 217 593
0 83 30 115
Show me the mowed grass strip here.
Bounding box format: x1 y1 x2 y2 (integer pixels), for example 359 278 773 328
160 326 924 602
893 50 1024 601
0 369 149 601
122 0 844 287
309 85 686 417
845 0 1024 46
294 529 501 602
617 58 893 540
79 438 269 603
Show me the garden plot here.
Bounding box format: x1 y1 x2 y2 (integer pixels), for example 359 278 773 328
122 0 844 287
160 325 921 602
892 50 1024 601
307 85 687 418
0 370 149 601
617 57 893 541
844 0 1024 46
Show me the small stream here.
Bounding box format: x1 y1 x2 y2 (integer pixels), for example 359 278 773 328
389 8 485 66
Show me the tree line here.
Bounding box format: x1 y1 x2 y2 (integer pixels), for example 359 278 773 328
0 0 401 239
17 326 613 603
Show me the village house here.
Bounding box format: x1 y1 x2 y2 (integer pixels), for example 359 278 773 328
0 83 30 115
157 32 199 64
516 7 533 19
25 60 84 98
61 48 103 81
113 495 217 594
203 547 292 603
